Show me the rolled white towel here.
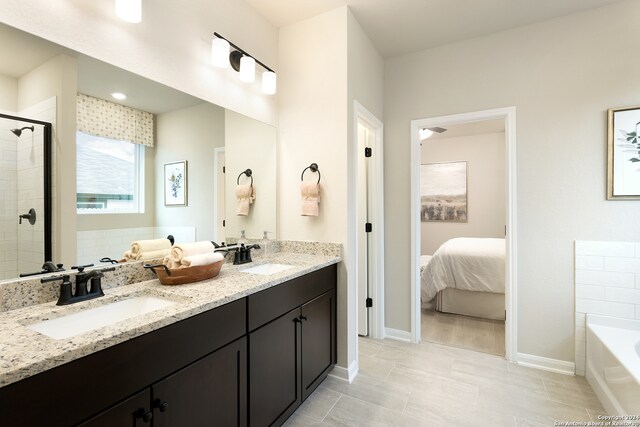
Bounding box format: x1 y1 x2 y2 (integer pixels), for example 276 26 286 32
131 238 171 256
170 241 215 263
181 252 224 267
138 249 171 261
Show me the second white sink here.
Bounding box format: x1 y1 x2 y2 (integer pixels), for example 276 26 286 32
241 263 294 275
25 295 177 339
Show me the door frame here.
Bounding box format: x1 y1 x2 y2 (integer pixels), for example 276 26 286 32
213 147 225 243
353 101 385 340
410 106 518 362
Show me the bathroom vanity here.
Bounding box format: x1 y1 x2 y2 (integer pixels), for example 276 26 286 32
0 253 338 427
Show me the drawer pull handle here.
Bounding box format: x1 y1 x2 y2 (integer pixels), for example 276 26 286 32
154 399 169 412
136 409 153 423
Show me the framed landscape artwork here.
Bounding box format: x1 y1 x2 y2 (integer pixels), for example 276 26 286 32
608 106 640 200
164 160 188 206
420 161 467 222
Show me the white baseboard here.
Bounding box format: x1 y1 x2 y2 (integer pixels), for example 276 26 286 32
516 352 575 376
384 327 412 342
329 360 358 383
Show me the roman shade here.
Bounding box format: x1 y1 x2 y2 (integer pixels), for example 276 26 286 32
76 93 154 147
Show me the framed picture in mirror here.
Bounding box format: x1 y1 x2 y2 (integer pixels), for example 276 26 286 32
164 160 188 206
607 106 640 200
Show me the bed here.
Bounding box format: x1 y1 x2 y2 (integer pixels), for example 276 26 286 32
421 237 505 320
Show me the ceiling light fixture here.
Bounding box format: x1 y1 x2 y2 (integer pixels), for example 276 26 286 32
212 32 277 94
110 92 127 100
419 126 447 140
115 0 142 23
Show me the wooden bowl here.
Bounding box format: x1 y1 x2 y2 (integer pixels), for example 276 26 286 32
144 260 224 285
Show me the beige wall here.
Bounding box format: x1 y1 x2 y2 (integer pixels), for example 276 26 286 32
278 7 350 367
421 132 505 255
0 75 17 111
278 6 383 370
384 0 640 362
155 103 225 241
0 0 277 126
18 54 77 267
224 110 277 240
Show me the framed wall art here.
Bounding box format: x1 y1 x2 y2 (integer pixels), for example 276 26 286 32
420 161 468 222
164 160 188 206
608 106 640 200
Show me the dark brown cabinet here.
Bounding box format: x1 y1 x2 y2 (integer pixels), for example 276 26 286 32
0 264 336 427
81 337 247 427
248 264 337 427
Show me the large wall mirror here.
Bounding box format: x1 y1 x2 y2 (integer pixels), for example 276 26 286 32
0 22 276 280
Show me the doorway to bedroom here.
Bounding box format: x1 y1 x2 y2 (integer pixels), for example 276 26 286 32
410 107 517 361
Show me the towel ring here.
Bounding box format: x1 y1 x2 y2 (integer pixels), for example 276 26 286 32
237 169 253 186
301 163 321 184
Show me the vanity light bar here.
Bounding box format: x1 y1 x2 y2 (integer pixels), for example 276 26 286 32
212 32 276 94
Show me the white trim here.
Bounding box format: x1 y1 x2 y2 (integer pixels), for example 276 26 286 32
329 360 359 383
213 147 225 243
517 353 575 376
353 101 385 340
410 107 518 362
384 327 412 342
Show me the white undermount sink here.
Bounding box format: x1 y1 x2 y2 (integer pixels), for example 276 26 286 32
240 263 294 275
25 295 176 339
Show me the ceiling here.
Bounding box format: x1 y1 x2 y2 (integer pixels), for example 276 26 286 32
428 119 504 140
246 0 623 57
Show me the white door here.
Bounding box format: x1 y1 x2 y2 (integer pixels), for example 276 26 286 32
215 149 225 243
357 122 374 336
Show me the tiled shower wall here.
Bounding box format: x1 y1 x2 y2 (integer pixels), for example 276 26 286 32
574 240 640 375
77 226 196 265
16 98 56 275
0 117 17 279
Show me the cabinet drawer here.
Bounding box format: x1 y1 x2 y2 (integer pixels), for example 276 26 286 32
247 264 337 332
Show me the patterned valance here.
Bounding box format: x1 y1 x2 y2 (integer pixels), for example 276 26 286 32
76 93 154 147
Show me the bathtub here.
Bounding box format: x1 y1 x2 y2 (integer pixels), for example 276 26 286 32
586 314 640 415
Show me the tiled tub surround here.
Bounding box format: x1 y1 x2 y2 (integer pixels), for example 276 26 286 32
575 240 640 376
0 246 340 388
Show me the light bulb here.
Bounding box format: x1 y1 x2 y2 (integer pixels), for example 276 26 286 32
211 38 230 68
262 71 276 95
239 56 256 83
419 128 434 140
115 0 142 23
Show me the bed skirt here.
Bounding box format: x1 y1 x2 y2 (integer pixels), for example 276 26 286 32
436 288 505 320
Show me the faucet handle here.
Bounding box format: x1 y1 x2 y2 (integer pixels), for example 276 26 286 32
71 264 94 273
41 274 70 284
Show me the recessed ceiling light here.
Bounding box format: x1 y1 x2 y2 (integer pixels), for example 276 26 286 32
111 92 127 100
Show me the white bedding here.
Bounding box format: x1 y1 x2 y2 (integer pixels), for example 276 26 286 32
421 238 505 302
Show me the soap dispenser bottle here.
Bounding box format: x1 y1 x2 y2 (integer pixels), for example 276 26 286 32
261 231 271 259
238 230 246 245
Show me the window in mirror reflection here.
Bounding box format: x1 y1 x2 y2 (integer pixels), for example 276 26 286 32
76 132 144 214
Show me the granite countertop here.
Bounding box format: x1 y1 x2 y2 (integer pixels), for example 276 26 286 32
0 252 340 389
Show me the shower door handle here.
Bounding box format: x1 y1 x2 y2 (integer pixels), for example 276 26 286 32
19 208 36 225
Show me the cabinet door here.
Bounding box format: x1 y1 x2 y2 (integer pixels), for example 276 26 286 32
301 290 336 400
152 337 247 427
249 308 301 427
78 388 152 427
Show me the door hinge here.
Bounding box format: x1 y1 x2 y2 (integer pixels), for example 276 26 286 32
223 220 225 227
365 147 372 157
366 298 373 308
365 223 372 233
223 166 225 173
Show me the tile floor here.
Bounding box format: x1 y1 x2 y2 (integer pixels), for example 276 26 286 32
422 308 506 356
284 337 606 427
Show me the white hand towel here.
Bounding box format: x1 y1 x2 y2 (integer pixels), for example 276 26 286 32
130 238 171 255
181 252 224 267
301 182 320 216
124 248 170 261
170 241 215 263
236 184 255 216
162 255 182 270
